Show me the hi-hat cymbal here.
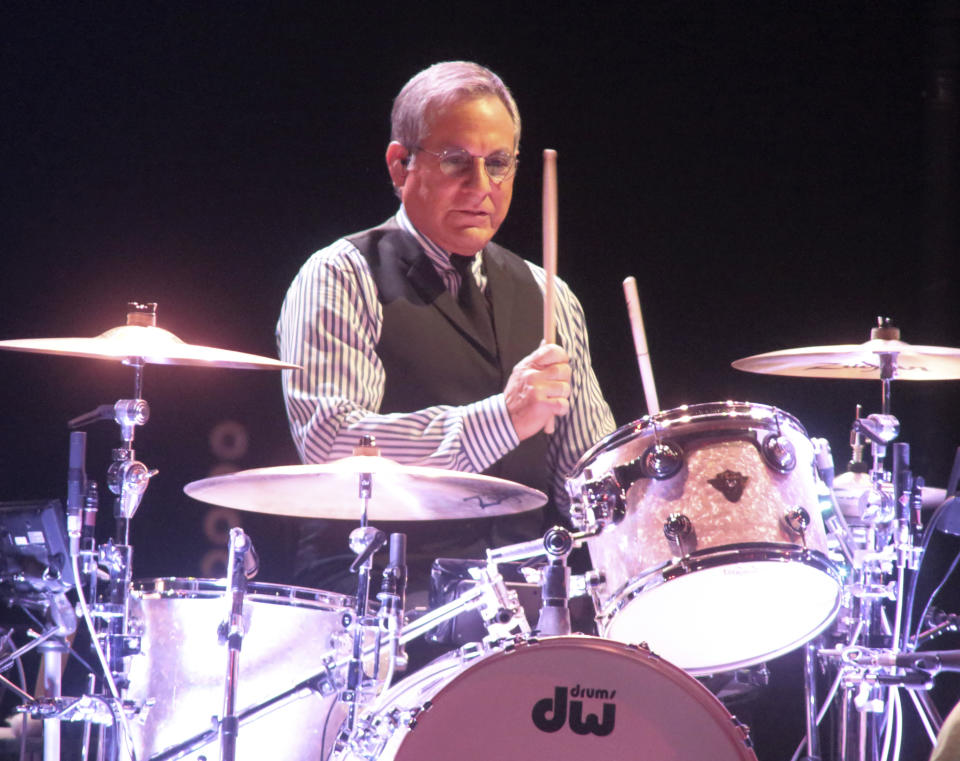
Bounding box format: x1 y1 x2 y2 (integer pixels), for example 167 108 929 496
0 324 297 370
183 455 547 521
832 470 947 518
732 339 960 381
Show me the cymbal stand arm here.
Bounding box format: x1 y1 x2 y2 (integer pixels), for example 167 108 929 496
397 584 492 644
397 565 530 645
485 526 599 564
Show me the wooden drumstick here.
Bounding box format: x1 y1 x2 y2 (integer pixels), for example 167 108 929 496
542 149 558 434
623 276 661 415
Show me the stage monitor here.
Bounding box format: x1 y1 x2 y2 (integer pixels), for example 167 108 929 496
0 499 74 600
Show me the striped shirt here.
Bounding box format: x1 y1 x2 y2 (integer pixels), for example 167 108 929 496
276 207 615 510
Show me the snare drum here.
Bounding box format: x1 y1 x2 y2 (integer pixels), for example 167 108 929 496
332 635 757 761
126 578 356 761
565 401 841 675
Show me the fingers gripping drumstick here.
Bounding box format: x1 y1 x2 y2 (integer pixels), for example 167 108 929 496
623 276 660 416
542 149 558 434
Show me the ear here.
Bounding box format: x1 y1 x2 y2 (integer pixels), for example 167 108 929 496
386 142 411 190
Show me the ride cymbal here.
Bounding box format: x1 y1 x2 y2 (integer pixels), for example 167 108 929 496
732 339 960 381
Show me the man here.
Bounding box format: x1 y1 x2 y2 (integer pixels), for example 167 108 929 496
277 61 614 601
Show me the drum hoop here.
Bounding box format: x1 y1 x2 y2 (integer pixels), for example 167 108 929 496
598 543 841 622
597 546 842 674
569 401 809 481
351 635 757 760
131 576 354 611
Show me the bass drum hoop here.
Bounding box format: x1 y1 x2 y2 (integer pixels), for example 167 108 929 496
336 635 758 761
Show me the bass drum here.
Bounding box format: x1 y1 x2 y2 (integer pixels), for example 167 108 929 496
565 401 842 675
126 578 357 761
333 635 758 761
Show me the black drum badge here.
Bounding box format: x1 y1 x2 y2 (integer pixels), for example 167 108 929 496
532 684 617 736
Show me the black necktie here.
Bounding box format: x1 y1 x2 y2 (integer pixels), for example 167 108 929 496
450 254 495 350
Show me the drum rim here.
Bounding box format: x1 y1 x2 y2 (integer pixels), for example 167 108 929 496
131 576 355 609
567 401 809 483
340 635 757 760
597 543 842 674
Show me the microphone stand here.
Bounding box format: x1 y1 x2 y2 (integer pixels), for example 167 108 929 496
804 405 950 761
218 527 254 761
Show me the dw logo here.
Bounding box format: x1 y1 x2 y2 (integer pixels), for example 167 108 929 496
531 685 617 736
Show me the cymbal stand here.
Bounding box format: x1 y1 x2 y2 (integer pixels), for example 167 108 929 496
64 347 158 761
802 415 941 761
340 438 391 737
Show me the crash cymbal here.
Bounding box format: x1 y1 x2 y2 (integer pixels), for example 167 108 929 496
183 456 547 521
732 338 960 381
0 323 297 370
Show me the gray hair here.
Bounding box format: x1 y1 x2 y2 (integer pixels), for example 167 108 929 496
390 61 521 151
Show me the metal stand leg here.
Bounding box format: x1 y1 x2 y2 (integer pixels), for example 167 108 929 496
40 641 65 761
804 640 822 761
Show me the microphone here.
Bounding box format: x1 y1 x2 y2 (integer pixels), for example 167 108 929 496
242 537 260 579
66 431 87 560
853 649 960 673
227 528 259 580
813 437 835 489
892 442 913 522
377 533 407 668
812 438 854 561
378 533 407 615
82 481 99 549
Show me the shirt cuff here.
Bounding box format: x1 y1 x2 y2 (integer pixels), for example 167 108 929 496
460 394 520 472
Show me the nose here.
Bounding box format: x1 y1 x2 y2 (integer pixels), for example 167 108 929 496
463 155 494 192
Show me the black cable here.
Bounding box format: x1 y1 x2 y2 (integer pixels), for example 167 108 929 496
319 696 343 761
19 605 96 674
914 549 960 647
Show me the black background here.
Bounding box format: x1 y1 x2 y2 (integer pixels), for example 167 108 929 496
2 3 959 759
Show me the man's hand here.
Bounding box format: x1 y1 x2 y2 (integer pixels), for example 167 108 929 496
504 342 571 441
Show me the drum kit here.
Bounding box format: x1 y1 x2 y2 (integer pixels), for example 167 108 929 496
2 305 960 761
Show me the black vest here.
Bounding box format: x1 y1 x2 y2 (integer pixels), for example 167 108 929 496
346 219 552 567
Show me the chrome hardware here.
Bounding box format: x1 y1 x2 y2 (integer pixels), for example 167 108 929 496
663 512 697 556
761 432 797 473
580 474 626 526
642 440 684 479
783 506 811 545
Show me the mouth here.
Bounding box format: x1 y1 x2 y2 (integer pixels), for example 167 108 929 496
451 209 491 222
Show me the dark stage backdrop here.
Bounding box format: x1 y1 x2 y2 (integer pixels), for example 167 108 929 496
2 3 959 760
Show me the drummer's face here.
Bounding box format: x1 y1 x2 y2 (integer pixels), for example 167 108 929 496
388 95 516 255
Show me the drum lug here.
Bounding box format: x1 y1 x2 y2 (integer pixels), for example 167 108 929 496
761 432 797 473
642 440 684 480
663 512 697 556
783 506 811 546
